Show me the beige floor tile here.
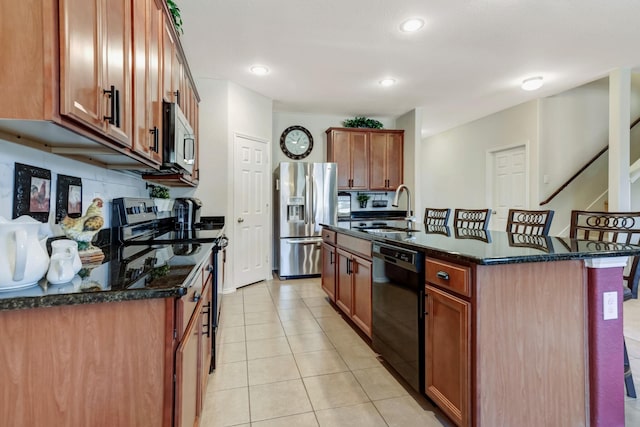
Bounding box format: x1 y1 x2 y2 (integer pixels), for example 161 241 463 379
282 318 323 336
211 360 248 390
245 322 285 341
249 379 313 422
352 366 409 400
270 290 302 301
315 315 353 333
324 327 366 350
374 396 445 427
315 402 387 427
222 302 245 315
303 296 331 307
294 349 349 377
217 341 247 364
246 336 292 360
244 310 280 325
251 412 319 427
303 372 369 410
336 343 381 370
309 305 342 319
248 354 301 385
274 298 309 310
278 307 315 322
298 288 329 298
287 332 335 354
244 301 278 313
220 325 246 344
200 387 250 427
220 311 245 328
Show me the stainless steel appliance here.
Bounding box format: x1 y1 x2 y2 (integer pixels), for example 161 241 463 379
174 197 202 230
111 197 226 372
338 192 352 219
372 241 425 393
162 101 195 174
274 162 337 278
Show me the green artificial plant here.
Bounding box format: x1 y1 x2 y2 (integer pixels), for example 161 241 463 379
166 0 183 34
148 184 170 199
342 116 384 129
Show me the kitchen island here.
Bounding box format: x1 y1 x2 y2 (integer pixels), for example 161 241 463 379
0 234 220 427
321 223 638 427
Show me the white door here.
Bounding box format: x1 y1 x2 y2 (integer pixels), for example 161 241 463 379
490 145 527 231
234 134 269 287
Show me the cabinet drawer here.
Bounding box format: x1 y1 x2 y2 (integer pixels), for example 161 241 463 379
337 233 371 258
177 269 204 339
425 258 471 297
322 229 336 245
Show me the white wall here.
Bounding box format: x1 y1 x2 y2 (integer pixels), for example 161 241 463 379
420 101 538 224
0 138 147 233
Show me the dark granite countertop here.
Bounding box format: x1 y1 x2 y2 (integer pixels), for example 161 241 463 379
322 223 640 265
0 239 216 312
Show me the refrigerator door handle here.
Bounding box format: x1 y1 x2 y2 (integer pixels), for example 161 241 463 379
311 173 317 226
284 238 322 246
304 174 310 225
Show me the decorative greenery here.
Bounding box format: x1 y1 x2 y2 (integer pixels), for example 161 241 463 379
166 0 183 35
356 193 370 203
151 265 171 279
148 184 170 199
343 117 384 129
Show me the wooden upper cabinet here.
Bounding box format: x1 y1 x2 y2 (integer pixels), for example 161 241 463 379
326 128 369 190
369 131 404 190
132 0 163 164
59 0 132 147
162 20 180 104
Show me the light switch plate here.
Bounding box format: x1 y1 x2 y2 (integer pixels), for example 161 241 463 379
603 291 618 320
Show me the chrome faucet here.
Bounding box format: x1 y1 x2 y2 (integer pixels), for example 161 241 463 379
392 184 415 230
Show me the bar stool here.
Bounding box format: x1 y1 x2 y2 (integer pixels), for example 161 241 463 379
453 208 491 229
570 210 640 398
506 208 554 235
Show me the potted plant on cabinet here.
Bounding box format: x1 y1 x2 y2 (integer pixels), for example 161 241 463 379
356 193 370 208
148 184 172 212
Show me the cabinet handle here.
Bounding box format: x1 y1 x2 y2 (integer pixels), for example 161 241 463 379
174 89 181 106
330 251 334 265
150 127 159 152
436 271 450 280
202 301 211 338
114 88 121 128
103 85 116 125
346 259 351 275
424 293 429 316
193 292 201 302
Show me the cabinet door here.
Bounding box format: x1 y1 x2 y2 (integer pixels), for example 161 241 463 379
162 19 178 103
349 132 369 190
321 242 337 302
59 0 103 132
147 0 164 163
335 248 352 316
385 133 404 190
102 0 132 145
425 285 470 427
351 255 372 337
369 133 387 190
328 130 352 189
175 308 201 427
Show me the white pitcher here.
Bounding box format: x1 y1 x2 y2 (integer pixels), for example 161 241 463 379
46 252 76 285
51 239 82 274
0 216 50 290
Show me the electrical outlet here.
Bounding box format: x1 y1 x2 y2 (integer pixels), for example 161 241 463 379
603 291 618 320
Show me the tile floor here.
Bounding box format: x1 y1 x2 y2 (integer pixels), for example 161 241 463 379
201 276 640 426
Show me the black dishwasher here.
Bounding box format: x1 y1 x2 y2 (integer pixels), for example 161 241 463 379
372 241 425 393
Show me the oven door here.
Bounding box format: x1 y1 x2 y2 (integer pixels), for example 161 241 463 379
372 242 425 393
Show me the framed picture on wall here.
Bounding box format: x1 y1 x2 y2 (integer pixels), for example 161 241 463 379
55 174 82 223
13 163 52 223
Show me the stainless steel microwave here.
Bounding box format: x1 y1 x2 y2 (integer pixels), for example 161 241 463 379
162 101 195 174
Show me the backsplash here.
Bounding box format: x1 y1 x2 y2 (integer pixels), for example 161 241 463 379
344 191 405 213
0 138 149 236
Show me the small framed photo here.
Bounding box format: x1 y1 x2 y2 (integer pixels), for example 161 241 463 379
13 163 52 223
56 174 83 223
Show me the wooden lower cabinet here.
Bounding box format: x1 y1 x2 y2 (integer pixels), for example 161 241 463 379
424 285 470 427
0 252 215 427
333 242 372 337
321 241 337 302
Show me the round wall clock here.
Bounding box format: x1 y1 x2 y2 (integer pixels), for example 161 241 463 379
280 125 313 160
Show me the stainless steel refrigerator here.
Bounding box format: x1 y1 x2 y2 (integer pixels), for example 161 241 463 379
275 162 337 278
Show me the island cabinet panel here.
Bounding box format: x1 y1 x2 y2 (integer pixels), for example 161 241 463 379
474 260 587 427
326 128 369 190
369 131 404 190
350 254 372 337
0 298 170 427
336 248 353 316
424 285 470 427
321 241 337 302
60 0 133 147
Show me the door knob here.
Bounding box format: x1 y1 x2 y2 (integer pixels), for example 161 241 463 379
237 217 244 223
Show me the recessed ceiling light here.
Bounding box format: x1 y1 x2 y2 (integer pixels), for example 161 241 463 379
400 18 424 32
250 65 269 76
521 76 544 91
379 78 396 87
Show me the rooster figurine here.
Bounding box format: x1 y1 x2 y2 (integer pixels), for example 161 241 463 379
60 198 105 251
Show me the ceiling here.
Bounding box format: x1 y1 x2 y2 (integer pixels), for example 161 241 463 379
179 0 640 137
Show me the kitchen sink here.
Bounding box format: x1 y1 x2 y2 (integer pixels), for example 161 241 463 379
358 227 413 234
